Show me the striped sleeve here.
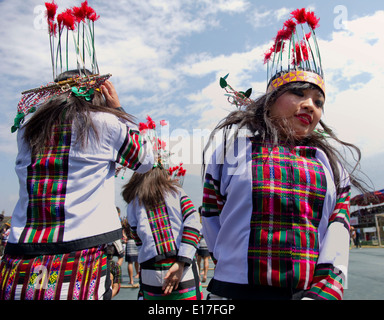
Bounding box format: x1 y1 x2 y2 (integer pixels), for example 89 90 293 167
177 193 201 265
116 126 154 174
202 173 225 217
304 182 351 300
201 171 226 265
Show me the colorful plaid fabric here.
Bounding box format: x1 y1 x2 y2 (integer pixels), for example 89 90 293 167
19 121 72 244
0 245 108 300
116 128 146 171
146 203 177 256
248 140 327 290
305 184 351 300
202 173 225 217
305 264 345 300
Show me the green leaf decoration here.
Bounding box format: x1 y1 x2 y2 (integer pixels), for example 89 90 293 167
220 73 230 88
244 88 252 98
11 112 25 133
220 77 228 88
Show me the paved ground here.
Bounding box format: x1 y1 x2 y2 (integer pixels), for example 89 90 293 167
113 247 384 300
344 247 384 300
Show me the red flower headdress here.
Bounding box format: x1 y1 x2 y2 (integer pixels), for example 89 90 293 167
47 0 100 79
12 1 107 133
263 8 325 95
168 163 187 186
138 116 170 167
116 116 170 179
219 9 324 109
116 116 187 185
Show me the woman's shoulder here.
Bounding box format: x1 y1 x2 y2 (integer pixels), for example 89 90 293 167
90 111 138 131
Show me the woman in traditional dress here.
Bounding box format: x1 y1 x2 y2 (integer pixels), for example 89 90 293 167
202 8 368 300
122 158 203 300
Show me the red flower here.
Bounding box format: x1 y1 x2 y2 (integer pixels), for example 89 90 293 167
306 11 320 29
146 115 156 129
272 41 285 54
87 11 100 22
301 44 309 61
264 47 273 64
283 19 297 34
80 1 100 22
139 122 148 132
160 120 167 126
291 8 307 24
275 28 292 42
45 1 58 21
72 5 87 23
305 32 312 41
292 42 309 65
264 40 285 64
59 9 76 31
57 12 64 30
177 168 186 176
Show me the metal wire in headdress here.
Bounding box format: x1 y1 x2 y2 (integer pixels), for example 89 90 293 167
264 8 325 95
219 73 253 109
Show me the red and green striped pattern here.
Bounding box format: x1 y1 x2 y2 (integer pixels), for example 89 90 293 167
0 246 108 300
20 122 71 244
305 264 345 300
180 196 196 220
181 227 200 249
116 128 145 171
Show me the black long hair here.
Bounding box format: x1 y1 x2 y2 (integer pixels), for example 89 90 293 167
23 70 135 155
122 167 180 211
203 81 370 194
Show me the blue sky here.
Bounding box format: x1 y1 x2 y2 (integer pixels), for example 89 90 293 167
0 0 384 214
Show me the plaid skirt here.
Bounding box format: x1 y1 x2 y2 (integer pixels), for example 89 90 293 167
139 258 203 300
0 245 110 300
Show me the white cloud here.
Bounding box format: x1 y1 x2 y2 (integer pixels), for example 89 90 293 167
320 10 384 156
246 6 293 28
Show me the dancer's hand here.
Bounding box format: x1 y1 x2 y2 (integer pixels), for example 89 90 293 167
101 80 121 109
162 261 185 295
